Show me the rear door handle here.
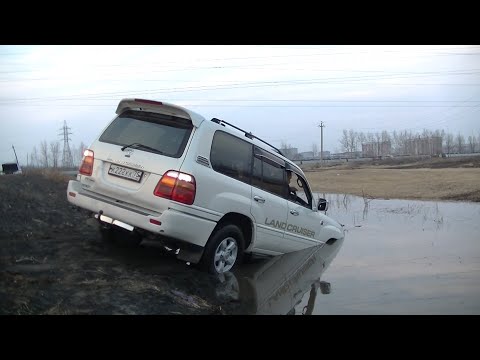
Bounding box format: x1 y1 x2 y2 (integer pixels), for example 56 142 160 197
290 209 299 216
253 195 265 203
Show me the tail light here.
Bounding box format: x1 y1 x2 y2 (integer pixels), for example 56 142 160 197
79 149 94 176
154 170 196 205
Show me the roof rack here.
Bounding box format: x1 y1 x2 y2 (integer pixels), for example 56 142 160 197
211 118 284 156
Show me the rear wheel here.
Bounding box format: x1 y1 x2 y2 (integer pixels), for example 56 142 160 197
201 224 244 274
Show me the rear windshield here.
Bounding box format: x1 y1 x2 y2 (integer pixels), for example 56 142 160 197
99 110 193 158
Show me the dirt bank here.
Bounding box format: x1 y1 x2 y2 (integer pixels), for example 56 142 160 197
0 171 238 314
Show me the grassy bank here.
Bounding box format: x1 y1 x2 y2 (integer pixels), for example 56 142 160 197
305 167 480 202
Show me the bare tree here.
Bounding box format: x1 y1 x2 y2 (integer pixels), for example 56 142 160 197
381 130 391 143
366 132 375 143
74 141 88 166
335 127 470 157
40 140 49 168
49 141 60 168
421 128 432 138
358 131 367 147
340 129 349 152
392 130 405 154
348 129 358 152
72 141 88 167
456 133 465 154
30 146 39 168
445 133 454 154
279 140 296 159
433 129 445 139
312 143 318 157
374 132 381 157
468 135 476 154
433 129 445 153
71 143 79 167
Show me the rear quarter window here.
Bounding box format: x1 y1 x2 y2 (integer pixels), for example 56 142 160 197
210 130 253 183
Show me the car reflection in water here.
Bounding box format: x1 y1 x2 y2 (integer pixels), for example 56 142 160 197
215 237 344 315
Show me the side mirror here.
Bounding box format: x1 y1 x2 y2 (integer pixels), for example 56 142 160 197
318 198 329 212
320 281 331 294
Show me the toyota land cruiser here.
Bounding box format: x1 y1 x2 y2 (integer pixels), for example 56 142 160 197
67 98 345 274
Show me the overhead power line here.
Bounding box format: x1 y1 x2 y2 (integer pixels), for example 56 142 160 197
2 71 480 104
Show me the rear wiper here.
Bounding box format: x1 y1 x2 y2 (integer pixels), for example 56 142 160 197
121 143 166 155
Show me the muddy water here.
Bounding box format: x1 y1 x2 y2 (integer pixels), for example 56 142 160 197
221 194 480 315
295 194 480 314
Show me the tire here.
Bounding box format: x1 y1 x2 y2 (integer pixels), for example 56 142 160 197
201 224 244 274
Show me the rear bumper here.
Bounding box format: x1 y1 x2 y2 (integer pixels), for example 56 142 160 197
67 180 216 249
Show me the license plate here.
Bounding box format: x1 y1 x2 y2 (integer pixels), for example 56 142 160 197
108 164 143 182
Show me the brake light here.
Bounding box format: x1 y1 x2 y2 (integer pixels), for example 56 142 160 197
154 170 196 205
79 149 94 176
134 99 163 106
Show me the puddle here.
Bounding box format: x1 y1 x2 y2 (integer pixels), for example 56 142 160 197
217 194 480 314
295 194 480 314
218 238 344 315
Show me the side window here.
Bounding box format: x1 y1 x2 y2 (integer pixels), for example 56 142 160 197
251 147 287 198
210 131 252 184
262 159 286 197
252 156 262 189
286 170 313 209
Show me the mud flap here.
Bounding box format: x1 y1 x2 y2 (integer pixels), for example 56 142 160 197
176 242 205 264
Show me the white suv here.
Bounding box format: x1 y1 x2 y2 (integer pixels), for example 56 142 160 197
67 98 345 274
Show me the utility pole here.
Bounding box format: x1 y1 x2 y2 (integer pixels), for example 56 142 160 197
318 122 325 164
12 145 20 167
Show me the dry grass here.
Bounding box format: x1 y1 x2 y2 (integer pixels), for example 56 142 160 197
305 168 480 202
23 168 71 183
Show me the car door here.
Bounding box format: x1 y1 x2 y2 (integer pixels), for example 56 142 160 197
250 147 289 255
284 171 323 251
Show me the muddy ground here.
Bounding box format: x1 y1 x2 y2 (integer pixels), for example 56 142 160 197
0 172 244 315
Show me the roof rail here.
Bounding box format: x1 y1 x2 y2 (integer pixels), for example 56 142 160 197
211 118 284 156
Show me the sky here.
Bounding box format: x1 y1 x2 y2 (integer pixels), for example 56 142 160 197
1 45 479 165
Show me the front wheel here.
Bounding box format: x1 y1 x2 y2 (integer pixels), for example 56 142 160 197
201 224 244 274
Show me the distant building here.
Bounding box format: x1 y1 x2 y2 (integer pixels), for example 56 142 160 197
362 141 391 158
404 137 442 156
318 151 331 159
298 151 314 160
280 147 298 160
295 150 331 160
331 151 362 160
